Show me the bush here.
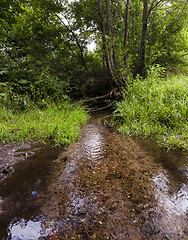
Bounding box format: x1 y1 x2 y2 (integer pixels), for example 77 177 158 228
113 66 188 150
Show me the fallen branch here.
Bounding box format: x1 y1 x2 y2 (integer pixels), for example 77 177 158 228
80 88 121 104
81 93 110 103
89 104 111 113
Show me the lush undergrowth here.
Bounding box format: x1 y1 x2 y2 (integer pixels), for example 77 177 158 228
0 102 88 145
113 67 188 150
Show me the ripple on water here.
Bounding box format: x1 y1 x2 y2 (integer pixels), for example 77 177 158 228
82 124 105 163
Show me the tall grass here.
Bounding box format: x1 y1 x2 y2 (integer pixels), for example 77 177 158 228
113 67 188 150
0 102 88 145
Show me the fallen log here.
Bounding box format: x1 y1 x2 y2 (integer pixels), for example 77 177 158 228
89 104 111 113
81 93 110 103
80 88 121 104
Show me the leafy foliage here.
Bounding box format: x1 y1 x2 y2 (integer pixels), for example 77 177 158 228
1 0 188 100
0 0 188 146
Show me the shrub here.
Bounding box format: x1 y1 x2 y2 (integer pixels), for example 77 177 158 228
113 66 188 150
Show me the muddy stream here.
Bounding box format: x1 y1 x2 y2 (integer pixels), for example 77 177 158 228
0 112 188 239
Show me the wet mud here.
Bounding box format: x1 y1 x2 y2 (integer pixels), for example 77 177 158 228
0 142 35 181
0 112 187 239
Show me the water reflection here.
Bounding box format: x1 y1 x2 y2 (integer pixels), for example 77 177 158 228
83 124 104 162
7 217 54 240
9 219 42 240
153 170 188 215
52 114 106 236
153 167 188 236
0 144 62 239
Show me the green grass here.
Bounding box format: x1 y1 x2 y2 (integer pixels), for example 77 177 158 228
0 102 88 145
113 69 188 150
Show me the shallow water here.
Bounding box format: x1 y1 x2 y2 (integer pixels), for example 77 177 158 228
0 144 63 239
136 139 188 239
0 112 187 239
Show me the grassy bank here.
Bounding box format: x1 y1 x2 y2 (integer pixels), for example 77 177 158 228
0 102 88 145
113 68 188 150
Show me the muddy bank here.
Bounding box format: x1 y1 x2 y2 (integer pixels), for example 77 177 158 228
40 112 188 239
0 142 35 181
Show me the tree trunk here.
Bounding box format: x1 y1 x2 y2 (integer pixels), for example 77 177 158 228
58 16 87 70
105 0 120 86
140 0 148 77
97 0 120 87
97 0 111 74
105 0 116 69
124 0 130 78
140 0 164 77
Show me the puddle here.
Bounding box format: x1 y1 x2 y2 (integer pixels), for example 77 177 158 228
0 144 62 239
0 111 188 239
8 217 54 240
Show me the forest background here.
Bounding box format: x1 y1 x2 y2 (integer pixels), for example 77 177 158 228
0 0 188 149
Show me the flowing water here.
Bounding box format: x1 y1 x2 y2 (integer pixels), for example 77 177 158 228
0 112 187 239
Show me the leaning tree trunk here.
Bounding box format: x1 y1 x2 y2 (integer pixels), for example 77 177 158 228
140 0 148 77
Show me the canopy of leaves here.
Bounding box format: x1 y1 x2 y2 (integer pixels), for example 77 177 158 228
0 0 187 106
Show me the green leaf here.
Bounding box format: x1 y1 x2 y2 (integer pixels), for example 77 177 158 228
0 70 8 75
18 79 28 84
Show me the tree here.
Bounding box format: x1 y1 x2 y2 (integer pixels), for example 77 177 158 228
139 0 188 76
97 0 121 87
140 0 148 76
1 0 188 103
124 0 130 78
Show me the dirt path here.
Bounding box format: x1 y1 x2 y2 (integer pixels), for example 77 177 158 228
40 112 188 239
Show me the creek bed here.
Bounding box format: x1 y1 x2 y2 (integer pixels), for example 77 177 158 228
0 111 187 239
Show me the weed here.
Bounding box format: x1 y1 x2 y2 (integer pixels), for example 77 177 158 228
0 102 88 146
113 67 188 150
